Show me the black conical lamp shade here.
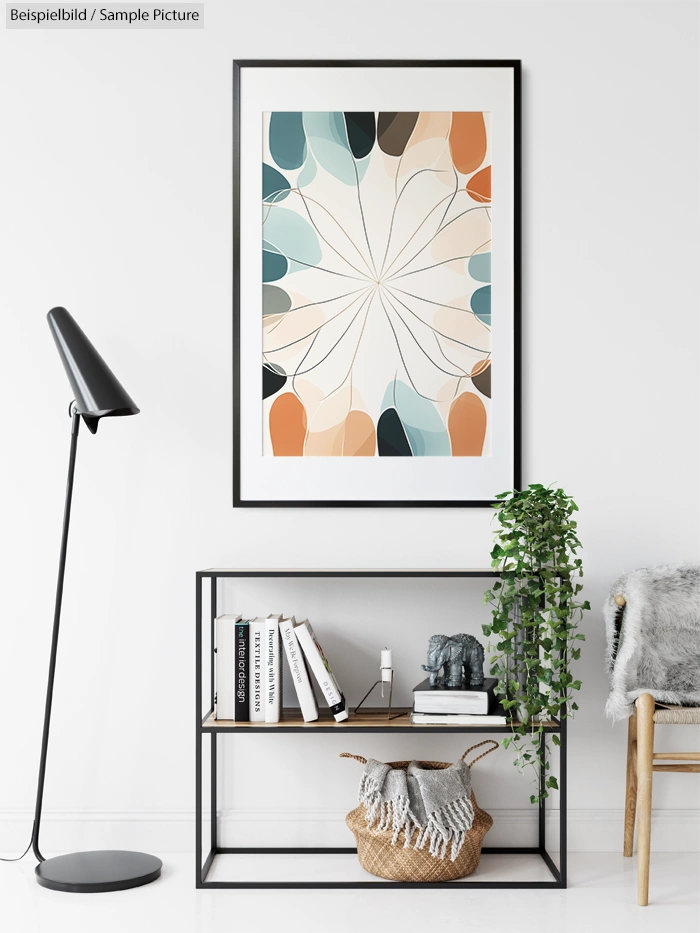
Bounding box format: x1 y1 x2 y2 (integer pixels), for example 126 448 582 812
47 307 139 433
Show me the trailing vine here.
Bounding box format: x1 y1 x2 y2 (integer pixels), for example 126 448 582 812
482 485 589 803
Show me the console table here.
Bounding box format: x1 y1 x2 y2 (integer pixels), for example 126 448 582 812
195 568 567 889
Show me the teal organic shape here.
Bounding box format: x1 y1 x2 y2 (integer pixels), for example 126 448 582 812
263 285 292 316
263 163 290 203
468 252 491 284
381 381 450 457
263 240 288 282
471 286 491 326
297 151 317 188
303 112 368 186
264 207 321 274
269 112 307 170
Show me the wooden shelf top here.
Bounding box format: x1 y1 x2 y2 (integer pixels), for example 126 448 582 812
201 708 557 733
205 708 414 729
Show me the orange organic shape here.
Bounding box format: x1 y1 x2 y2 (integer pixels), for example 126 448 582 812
449 112 487 176
466 165 491 203
448 392 487 456
269 392 307 456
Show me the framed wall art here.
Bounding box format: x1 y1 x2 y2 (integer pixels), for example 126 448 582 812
233 60 520 506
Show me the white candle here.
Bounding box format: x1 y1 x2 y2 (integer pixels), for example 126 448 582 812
381 649 392 682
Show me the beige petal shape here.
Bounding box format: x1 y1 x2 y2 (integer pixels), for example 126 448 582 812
342 410 376 456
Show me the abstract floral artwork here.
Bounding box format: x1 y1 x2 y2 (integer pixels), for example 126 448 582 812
261 111 492 458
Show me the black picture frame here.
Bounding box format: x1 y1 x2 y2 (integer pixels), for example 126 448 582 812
233 59 521 507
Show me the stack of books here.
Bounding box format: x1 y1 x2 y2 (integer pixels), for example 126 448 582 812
214 614 348 723
410 677 507 725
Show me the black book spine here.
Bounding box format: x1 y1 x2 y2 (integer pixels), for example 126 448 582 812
234 621 249 722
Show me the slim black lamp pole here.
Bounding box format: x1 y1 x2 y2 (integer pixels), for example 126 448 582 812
32 409 81 863
31 308 162 893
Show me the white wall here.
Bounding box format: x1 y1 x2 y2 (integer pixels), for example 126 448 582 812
1 0 699 855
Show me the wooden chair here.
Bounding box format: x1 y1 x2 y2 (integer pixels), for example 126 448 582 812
622 652 700 905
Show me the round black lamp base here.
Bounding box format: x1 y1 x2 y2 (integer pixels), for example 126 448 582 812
35 850 162 893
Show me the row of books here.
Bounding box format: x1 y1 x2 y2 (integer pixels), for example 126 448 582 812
410 677 507 725
215 614 348 723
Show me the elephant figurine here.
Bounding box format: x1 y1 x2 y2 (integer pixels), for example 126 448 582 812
422 633 485 688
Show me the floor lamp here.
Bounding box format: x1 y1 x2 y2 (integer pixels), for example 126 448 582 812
32 307 162 892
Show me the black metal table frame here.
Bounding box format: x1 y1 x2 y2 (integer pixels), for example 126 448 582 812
195 569 567 889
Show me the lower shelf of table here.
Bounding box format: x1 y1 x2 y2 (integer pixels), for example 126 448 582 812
197 848 564 889
202 707 560 733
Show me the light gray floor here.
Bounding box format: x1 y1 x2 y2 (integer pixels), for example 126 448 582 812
1 851 698 932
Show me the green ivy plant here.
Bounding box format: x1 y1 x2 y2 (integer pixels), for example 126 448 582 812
482 484 589 803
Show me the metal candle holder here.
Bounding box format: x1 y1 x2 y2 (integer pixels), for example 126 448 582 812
354 665 406 721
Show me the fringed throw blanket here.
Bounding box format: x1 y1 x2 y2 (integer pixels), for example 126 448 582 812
604 563 700 722
358 759 474 861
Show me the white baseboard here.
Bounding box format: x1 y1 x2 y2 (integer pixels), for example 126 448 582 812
1 808 698 854
0 809 194 856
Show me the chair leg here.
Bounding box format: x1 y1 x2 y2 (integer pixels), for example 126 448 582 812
636 693 655 906
623 711 637 856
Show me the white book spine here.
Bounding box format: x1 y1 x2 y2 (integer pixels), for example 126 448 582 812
294 620 348 722
249 619 265 722
280 617 319 723
264 619 281 723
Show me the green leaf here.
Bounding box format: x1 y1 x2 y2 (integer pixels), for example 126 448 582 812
485 482 585 803
546 776 559 790
551 734 560 747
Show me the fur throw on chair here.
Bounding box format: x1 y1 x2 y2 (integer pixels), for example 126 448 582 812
604 563 700 722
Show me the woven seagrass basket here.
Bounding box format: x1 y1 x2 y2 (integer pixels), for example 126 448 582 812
341 740 497 883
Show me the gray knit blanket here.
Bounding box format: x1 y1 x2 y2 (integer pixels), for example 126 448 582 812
604 563 700 721
358 759 474 861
